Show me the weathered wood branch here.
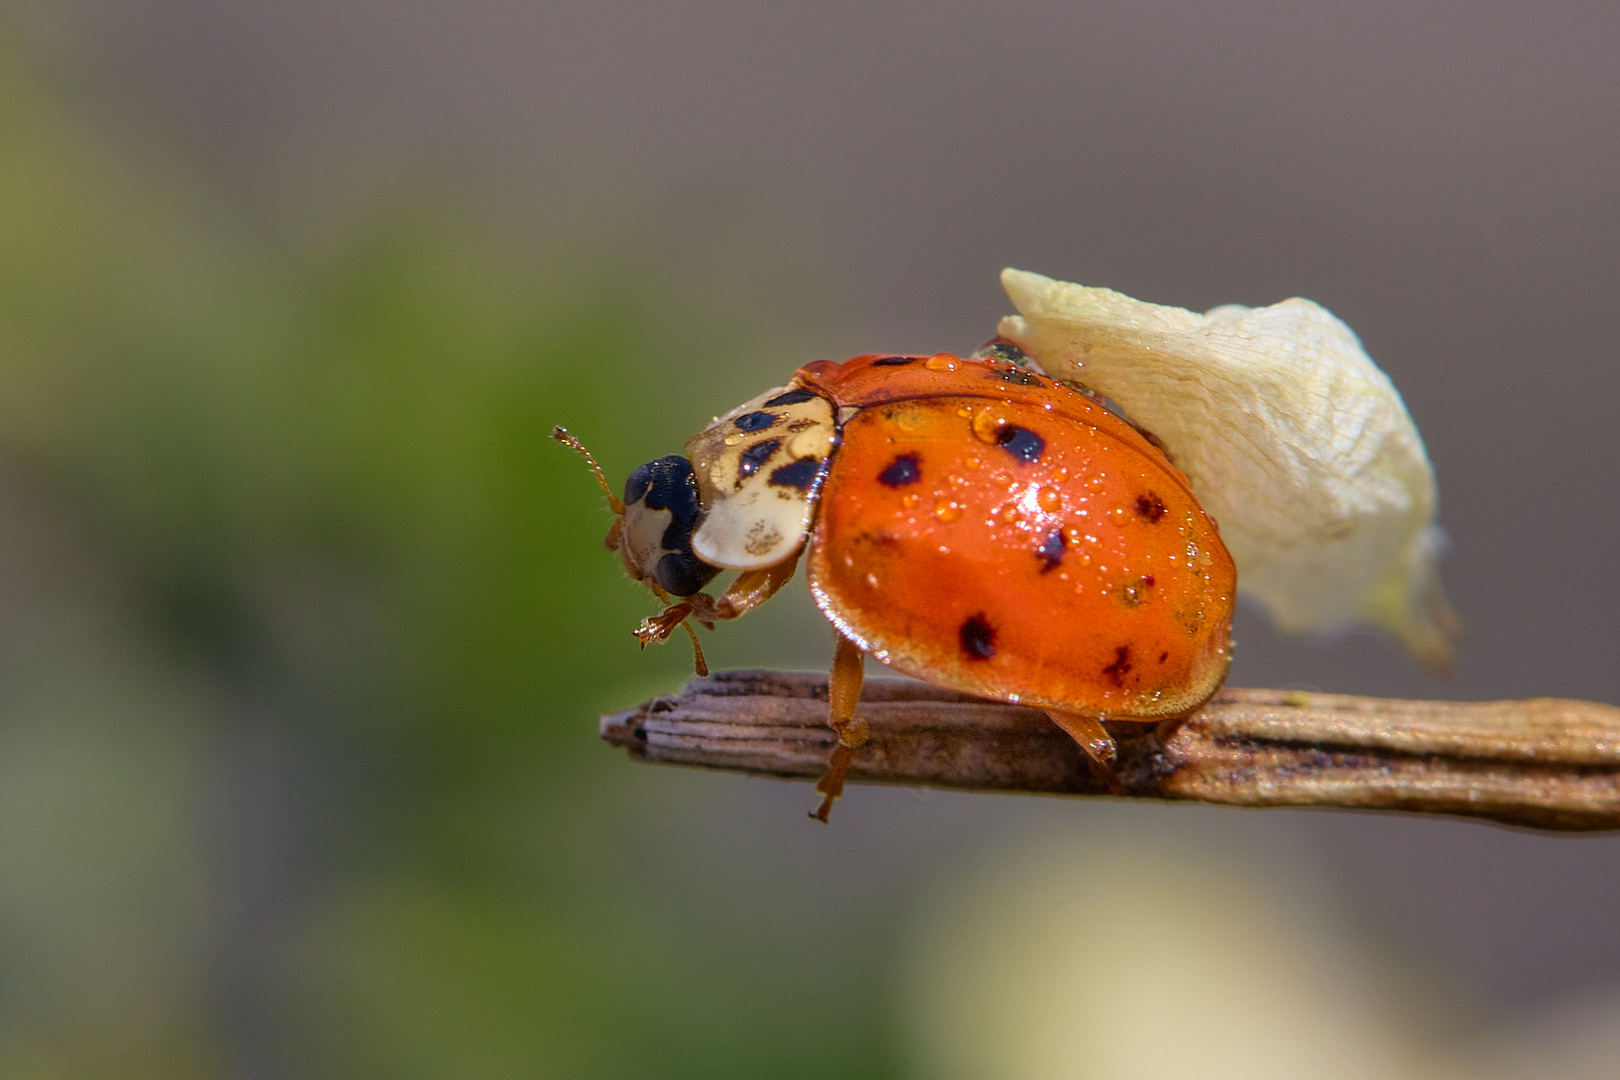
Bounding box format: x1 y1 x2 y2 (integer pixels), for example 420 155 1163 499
600 670 1620 831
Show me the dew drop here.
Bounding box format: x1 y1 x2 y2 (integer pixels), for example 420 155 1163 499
925 353 958 372
972 410 1006 444
934 500 964 523
1037 486 1062 513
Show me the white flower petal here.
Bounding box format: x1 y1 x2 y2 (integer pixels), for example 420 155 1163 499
999 267 1457 669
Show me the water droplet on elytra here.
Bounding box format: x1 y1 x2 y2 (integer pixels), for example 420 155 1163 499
972 410 1006 444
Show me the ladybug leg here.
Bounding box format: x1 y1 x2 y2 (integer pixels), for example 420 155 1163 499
1044 710 1126 795
634 585 710 677
633 554 804 678
714 552 801 621
811 631 870 822
632 601 693 646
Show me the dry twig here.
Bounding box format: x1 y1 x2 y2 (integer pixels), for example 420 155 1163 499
600 670 1620 831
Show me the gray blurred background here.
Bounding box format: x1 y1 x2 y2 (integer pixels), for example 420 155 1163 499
1 2 1617 1077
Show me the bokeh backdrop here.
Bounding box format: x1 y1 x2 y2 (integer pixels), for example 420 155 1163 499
1 2 1618 1077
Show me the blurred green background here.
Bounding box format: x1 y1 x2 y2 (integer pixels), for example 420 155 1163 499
1 4 1619 1078
0 31 884 1076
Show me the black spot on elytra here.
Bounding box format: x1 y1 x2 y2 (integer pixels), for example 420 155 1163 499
1037 529 1066 572
768 458 820 490
764 389 816 407
996 425 1045 462
960 614 996 660
1134 492 1167 522
1102 645 1133 686
733 410 777 432
737 439 780 479
1158 651 1169 664
871 355 916 367
878 453 921 487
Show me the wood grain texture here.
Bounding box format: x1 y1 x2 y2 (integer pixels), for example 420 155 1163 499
600 670 1620 830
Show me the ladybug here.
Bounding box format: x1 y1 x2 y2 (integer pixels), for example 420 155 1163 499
555 342 1236 820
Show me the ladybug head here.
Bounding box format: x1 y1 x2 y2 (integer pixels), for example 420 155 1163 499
551 427 721 600
615 455 722 597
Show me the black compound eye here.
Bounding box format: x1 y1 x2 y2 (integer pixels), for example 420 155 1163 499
626 456 708 553
623 463 654 507
655 550 720 597
639 455 701 512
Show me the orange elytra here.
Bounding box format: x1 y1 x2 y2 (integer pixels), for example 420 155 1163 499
555 341 1236 820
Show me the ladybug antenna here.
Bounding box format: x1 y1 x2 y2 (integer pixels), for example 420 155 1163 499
552 426 624 515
